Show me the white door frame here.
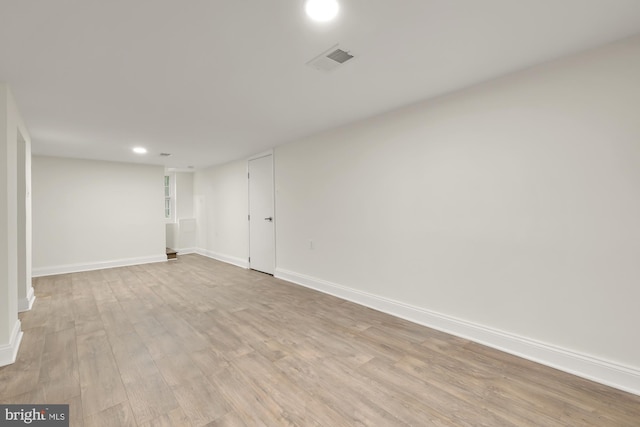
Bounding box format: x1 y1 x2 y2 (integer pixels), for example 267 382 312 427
247 149 276 273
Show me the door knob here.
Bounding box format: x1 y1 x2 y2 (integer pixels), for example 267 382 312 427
264 217 273 222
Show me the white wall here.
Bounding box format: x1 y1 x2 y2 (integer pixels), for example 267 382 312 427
166 171 196 251
17 130 34 312
175 172 196 251
191 36 640 393
0 83 31 366
176 172 194 219
32 156 166 275
274 35 640 390
191 35 640 392
194 160 248 267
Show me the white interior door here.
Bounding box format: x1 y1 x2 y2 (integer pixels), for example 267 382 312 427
248 154 275 274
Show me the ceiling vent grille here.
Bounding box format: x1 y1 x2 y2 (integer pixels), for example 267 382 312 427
326 49 353 64
307 44 355 72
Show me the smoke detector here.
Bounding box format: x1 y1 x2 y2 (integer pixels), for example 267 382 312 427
307 44 355 72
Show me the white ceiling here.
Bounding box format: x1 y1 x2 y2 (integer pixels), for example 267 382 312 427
1 0 640 169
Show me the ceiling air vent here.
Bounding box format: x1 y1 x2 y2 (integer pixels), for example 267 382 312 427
160 153 172 157
307 44 355 72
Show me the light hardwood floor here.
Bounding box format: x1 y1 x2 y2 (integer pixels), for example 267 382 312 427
1 254 639 426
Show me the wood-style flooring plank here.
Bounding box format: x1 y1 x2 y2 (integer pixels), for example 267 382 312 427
76 330 128 418
83 401 136 427
122 372 180 425
230 351 350 427
155 352 206 388
138 407 192 427
171 376 230 426
0 327 46 398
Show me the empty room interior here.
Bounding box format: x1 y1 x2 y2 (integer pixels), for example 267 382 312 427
1 1 640 426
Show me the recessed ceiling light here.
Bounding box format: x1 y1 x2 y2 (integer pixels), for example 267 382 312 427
133 147 147 154
305 0 339 22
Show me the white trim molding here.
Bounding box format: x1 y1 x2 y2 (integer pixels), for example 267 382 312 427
18 285 36 312
195 248 249 269
0 320 23 367
176 247 197 255
275 268 640 396
32 255 167 277
247 148 274 161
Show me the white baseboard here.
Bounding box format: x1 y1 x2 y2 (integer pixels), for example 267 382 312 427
195 248 249 269
275 268 640 396
0 320 23 367
32 255 167 277
18 286 36 312
176 247 197 255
